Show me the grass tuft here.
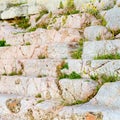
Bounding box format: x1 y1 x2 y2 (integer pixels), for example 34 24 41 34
58 71 81 80
35 93 41 98
36 9 49 22
94 53 120 60
13 17 31 29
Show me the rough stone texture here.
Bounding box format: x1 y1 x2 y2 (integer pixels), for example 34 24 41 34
94 0 115 10
50 13 97 30
59 79 98 104
62 59 83 74
0 94 62 120
3 81 120 120
47 42 78 59
0 0 94 19
0 0 120 119
1 5 28 19
0 43 78 59
82 40 120 59
64 14 81 29
104 7 120 31
90 81 120 108
54 104 120 120
0 45 47 59
84 25 113 41
0 25 80 45
83 60 120 76
1 59 120 79
54 82 120 120
61 59 120 77
0 59 62 77
0 76 61 99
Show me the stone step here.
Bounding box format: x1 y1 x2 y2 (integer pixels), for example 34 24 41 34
0 42 78 59
0 59 62 77
0 94 62 120
0 25 80 46
0 59 120 77
55 81 120 120
0 76 97 104
0 76 61 100
82 40 120 60
61 59 120 77
0 81 120 120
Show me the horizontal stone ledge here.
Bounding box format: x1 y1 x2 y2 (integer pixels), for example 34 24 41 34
1 80 120 120
82 40 120 60
0 94 62 120
0 0 93 19
0 59 62 77
0 42 78 59
0 26 80 46
0 76 97 104
0 76 61 99
0 59 120 77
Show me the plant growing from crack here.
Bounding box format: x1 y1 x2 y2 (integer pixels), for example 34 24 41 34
71 38 87 59
90 73 119 84
94 53 120 59
36 9 49 22
0 39 11 47
9 70 23 76
35 93 41 98
12 17 31 29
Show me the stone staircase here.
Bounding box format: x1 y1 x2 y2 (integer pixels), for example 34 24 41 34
1 31 120 120
1 0 120 120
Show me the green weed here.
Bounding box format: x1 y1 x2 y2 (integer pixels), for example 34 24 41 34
36 9 49 22
94 53 120 59
58 71 81 80
13 17 31 29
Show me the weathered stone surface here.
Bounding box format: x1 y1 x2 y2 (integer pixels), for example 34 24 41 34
90 81 120 107
84 60 120 77
84 25 113 41
82 40 120 59
54 103 120 120
0 45 47 59
24 28 80 45
1 5 28 19
74 0 92 9
3 82 120 120
64 14 81 29
0 0 95 19
21 59 62 77
0 58 115 79
0 42 78 59
0 0 120 119
47 42 78 59
0 59 62 77
0 76 61 99
0 94 62 120
104 7 120 31
59 79 98 104
62 59 83 74
94 0 115 10
50 13 96 30
54 82 120 120
0 26 80 46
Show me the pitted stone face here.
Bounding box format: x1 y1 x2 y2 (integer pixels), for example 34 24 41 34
6 98 21 113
